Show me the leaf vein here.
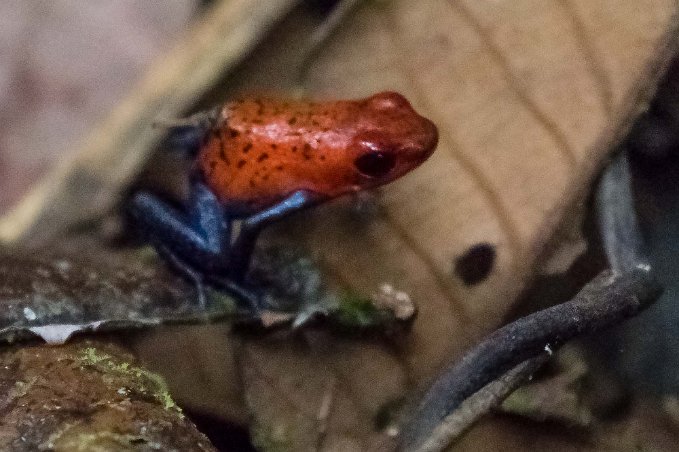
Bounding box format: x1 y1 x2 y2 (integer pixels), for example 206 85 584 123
451 0 579 166
559 0 614 114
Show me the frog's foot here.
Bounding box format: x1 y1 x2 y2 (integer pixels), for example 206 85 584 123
229 190 323 281
157 242 264 316
158 242 265 317
158 245 209 309
206 274 265 319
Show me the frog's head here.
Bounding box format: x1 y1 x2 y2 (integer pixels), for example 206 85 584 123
349 92 438 187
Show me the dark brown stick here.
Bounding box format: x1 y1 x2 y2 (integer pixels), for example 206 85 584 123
398 267 662 452
596 149 649 272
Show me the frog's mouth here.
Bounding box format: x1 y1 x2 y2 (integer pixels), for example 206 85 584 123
354 151 396 179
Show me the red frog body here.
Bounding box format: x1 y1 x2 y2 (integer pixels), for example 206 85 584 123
130 91 438 312
197 91 438 214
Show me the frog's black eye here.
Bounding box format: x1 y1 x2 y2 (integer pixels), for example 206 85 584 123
354 151 396 178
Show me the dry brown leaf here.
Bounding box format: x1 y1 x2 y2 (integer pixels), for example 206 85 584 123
242 334 408 451
454 399 679 452
231 1 679 450
132 325 248 425
299 0 679 372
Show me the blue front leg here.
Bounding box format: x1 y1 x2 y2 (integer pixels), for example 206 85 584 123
188 182 231 262
228 190 322 281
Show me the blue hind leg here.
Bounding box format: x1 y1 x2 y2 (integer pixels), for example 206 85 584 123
128 182 259 310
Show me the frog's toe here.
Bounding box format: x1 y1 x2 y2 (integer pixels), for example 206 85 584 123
207 276 264 318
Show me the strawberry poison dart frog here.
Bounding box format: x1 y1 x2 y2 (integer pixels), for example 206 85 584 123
129 91 438 311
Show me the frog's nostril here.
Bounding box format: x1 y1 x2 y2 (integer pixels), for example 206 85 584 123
354 151 396 178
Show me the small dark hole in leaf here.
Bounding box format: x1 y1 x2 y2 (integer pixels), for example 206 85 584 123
454 243 496 286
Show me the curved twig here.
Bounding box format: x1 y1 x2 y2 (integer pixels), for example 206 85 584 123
413 355 549 452
398 267 662 452
596 149 649 272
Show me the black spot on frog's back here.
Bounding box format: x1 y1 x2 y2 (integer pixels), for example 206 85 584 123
302 143 313 160
454 243 496 286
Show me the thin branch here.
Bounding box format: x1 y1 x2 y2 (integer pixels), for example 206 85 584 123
595 149 649 272
398 267 662 452
414 355 549 452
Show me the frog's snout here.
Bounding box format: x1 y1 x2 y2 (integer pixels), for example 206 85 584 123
420 116 439 158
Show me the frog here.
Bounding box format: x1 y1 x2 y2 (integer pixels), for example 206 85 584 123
129 91 438 312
